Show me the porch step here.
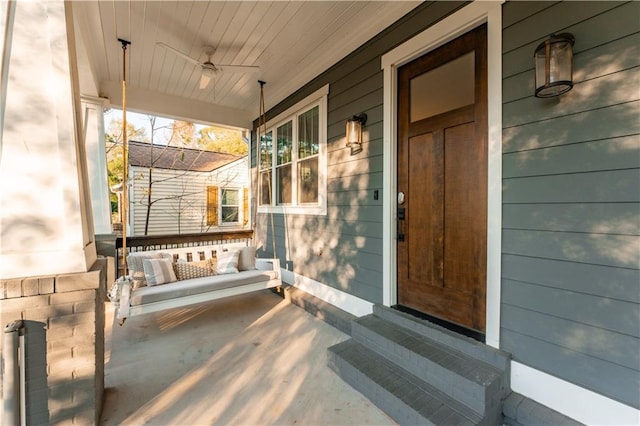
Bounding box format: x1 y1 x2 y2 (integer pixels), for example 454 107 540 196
373 305 510 372
328 340 483 425
328 305 511 425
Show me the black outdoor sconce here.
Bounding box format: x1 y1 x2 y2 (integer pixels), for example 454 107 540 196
534 33 575 98
346 113 367 155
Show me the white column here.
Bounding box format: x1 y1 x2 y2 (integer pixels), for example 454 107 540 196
0 1 96 279
82 96 113 235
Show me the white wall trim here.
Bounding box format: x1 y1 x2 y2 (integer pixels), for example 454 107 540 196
281 269 374 318
381 0 503 348
511 361 640 425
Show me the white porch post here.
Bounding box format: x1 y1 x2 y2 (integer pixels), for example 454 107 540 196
81 96 112 235
0 1 96 279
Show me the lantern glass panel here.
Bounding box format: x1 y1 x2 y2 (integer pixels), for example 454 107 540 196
535 34 574 97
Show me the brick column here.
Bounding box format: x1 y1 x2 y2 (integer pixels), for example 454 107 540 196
0 259 107 425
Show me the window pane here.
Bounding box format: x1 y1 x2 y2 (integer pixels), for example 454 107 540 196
276 165 292 204
222 189 239 205
260 171 271 205
260 131 273 169
277 121 292 165
410 52 474 122
298 106 319 159
221 207 239 223
298 158 318 203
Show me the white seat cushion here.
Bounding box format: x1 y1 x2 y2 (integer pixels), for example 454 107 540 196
129 270 278 306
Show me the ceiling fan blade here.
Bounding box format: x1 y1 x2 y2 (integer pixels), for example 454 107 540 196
156 42 200 66
215 64 260 74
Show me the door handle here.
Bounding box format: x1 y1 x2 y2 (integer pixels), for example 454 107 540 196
397 207 406 241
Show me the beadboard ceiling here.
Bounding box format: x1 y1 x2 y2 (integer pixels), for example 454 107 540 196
72 1 420 129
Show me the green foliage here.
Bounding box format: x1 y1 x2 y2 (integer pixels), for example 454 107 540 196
105 119 146 210
198 126 248 155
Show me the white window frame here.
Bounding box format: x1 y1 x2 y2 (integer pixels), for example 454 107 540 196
220 187 241 225
257 84 328 216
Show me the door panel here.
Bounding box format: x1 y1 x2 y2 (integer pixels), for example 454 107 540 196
397 24 487 333
406 132 443 287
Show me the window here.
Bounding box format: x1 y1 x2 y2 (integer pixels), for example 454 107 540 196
258 85 328 215
221 189 240 223
207 186 247 226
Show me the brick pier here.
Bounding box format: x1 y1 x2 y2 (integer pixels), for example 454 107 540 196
0 258 108 425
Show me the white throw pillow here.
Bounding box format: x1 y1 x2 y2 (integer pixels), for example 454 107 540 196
143 258 177 286
238 246 258 271
216 250 240 275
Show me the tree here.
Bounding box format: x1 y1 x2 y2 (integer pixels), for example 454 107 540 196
198 126 247 155
105 119 146 215
170 120 197 148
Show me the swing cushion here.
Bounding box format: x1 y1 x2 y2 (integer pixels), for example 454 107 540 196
129 269 278 306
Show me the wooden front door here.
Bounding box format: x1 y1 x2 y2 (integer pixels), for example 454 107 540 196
397 25 487 333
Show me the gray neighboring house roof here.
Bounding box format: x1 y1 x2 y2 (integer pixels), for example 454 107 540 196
128 140 243 172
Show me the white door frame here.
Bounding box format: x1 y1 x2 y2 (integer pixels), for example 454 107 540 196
381 1 503 348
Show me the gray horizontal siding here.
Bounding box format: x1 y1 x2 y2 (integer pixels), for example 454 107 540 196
503 203 639 235
253 1 466 303
503 279 639 337
502 1 635 78
500 328 639 408
130 159 248 236
503 101 640 153
502 254 640 303
502 1 640 407
503 229 639 269
504 66 639 128
503 136 640 178
504 169 640 203
502 304 638 370
504 32 640 103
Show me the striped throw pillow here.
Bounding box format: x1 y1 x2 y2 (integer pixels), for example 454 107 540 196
127 252 172 288
216 249 240 275
174 260 215 280
143 258 177 286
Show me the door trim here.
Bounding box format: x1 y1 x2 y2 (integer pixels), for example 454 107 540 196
381 1 503 348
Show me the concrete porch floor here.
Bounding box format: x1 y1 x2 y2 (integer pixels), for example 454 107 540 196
101 290 396 425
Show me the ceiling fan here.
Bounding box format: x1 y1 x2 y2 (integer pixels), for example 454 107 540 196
157 42 260 89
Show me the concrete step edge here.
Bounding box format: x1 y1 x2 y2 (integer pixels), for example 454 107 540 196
372 304 511 371
328 339 490 425
352 316 504 415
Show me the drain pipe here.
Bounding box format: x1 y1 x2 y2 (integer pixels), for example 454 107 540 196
3 320 25 426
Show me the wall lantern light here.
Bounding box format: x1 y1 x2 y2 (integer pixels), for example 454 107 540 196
534 33 575 98
346 113 367 154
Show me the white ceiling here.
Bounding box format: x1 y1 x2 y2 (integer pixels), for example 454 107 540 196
72 1 420 129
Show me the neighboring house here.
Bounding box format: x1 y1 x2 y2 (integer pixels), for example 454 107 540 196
128 140 249 236
252 2 639 425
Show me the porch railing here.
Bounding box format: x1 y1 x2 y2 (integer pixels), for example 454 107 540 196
115 230 253 278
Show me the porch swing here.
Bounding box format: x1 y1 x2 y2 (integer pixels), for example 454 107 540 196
109 43 281 324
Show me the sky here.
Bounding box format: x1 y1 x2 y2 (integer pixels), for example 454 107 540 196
104 108 208 145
